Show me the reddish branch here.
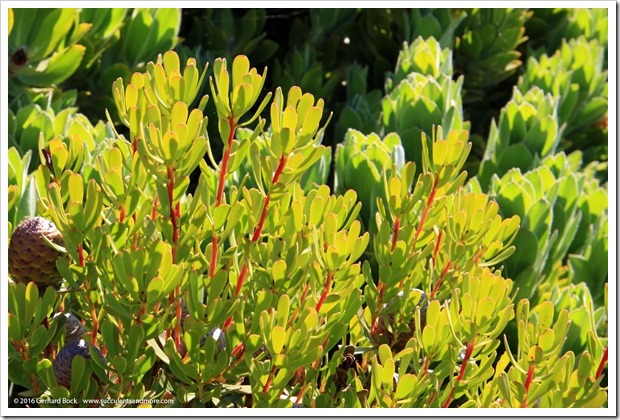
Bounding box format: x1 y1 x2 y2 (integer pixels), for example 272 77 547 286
413 176 439 250
210 117 237 297
251 156 287 242
430 261 452 299
420 357 431 378
442 337 476 408
521 364 536 408
596 346 608 379
77 244 86 267
216 117 237 206
433 230 443 262
391 217 400 252
315 272 334 313
370 281 386 337
166 166 183 349
167 167 179 260
151 196 159 221
263 365 277 393
223 155 288 331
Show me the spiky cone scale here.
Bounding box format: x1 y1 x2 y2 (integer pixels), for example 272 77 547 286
53 312 85 343
8 217 67 288
53 339 105 389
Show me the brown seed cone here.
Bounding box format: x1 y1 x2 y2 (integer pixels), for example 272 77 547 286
9 217 67 288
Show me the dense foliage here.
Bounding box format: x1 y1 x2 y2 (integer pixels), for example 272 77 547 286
7 7 608 409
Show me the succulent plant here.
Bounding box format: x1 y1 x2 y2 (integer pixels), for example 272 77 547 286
334 130 404 229
381 72 468 173
230 126 332 194
53 339 105 389
477 86 563 189
479 151 607 304
453 8 531 104
517 36 608 162
385 36 453 93
8 217 67 288
8 103 110 173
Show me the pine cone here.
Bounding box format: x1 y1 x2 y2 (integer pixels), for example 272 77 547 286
53 339 105 389
9 217 67 288
53 312 85 343
202 327 226 354
65 314 85 342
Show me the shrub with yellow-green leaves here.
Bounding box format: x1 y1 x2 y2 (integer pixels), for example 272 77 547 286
7 47 608 410
381 38 469 174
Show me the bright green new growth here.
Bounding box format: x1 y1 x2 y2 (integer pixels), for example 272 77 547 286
381 66 469 172
334 130 405 229
386 36 453 91
477 86 563 189
518 36 608 139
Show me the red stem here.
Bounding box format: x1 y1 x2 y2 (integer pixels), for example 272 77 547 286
234 264 249 297
252 156 287 242
442 337 476 408
231 343 245 358
225 155 289 327
77 244 85 267
151 196 158 221
420 357 430 378
596 346 608 379
174 285 182 349
216 117 236 206
167 167 178 261
210 117 237 283
166 166 182 350
315 272 334 313
119 205 126 223
222 264 249 330
391 217 400 252
521 364 536 408
430 261 452 299
263 365 277 393
371 281 385 336
428 391 437 406
209 234 218 279
413 176 439 250
433 230 443 262
136 305 144 325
